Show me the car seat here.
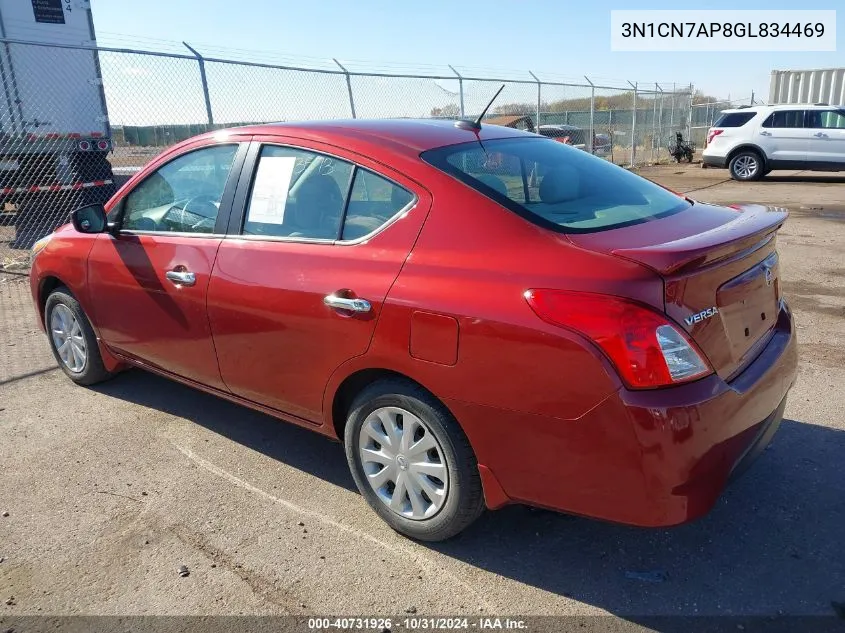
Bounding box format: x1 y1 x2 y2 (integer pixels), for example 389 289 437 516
288 175 344 239
539 166 581 204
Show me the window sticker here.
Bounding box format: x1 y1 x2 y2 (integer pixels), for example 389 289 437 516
247 156 296 225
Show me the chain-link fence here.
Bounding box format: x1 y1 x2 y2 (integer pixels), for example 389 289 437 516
689 95 760 148
0 36 694 273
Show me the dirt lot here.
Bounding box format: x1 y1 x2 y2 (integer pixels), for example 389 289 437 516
1 164 844 622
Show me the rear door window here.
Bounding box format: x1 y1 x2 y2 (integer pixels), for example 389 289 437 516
343 169 414 240
761 110 805 128
808 110 845 129
422 137 690 233
243 146 354 240
241 144 415 241
713 112 757 127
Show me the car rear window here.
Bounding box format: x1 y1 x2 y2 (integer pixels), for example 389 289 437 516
421 137 690 233
713 111 757 127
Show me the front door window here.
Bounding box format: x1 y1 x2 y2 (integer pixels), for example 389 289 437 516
122 144 238 233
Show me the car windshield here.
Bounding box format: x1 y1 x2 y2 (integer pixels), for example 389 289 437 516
422 137 690 233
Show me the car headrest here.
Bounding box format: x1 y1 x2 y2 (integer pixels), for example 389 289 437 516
539 166 580 204
290 175 344 236
391 184 413 208
475 173 509 197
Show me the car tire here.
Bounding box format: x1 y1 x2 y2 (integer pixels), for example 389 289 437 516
344 379 485 541
44 287 113 386
729 150 764 181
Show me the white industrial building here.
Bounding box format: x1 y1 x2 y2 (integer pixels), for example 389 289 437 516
769 68 845 105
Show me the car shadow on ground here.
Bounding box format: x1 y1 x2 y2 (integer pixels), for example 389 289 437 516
435 416 845 620
94 370 357 493
763 174 845 184
95 370 843 620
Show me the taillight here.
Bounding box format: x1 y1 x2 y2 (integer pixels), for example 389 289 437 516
77 140 91 151
524 289 712 389
96 140 109 151
706 128 724 146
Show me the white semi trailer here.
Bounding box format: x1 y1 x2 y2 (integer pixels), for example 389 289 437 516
0 0 115 247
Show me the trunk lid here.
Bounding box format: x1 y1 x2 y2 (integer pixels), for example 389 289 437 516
568 203 787 379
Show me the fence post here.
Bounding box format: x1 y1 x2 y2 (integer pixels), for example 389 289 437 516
651 83 658 161
183 42 214 126
687 83 694 142
584 76 595 153
657 84 664 159
529 71 541 131
628 81 637 167
669 81 676 136
449 65 465 118
333 58 356 119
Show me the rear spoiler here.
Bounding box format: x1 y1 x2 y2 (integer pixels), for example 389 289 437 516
611 205 788 275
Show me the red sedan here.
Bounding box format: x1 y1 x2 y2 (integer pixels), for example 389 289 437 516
28 120 797 541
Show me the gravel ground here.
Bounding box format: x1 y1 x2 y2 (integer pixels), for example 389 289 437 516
1 164 843 621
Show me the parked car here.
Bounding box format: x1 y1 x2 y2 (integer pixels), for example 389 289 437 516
538 125 611 156
593 132 612 156
702 104 845 180
29 120 797 541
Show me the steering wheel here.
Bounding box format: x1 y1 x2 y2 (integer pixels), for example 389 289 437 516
182 194 219 231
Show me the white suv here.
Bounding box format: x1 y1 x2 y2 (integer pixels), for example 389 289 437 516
702 104 845 181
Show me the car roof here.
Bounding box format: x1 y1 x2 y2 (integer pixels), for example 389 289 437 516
195 119 535 156
720 103 842 114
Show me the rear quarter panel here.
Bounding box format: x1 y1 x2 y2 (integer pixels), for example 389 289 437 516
324 164 663 456
323 166 665 512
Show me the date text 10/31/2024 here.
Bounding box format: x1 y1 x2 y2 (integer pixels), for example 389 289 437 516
307 617 528 630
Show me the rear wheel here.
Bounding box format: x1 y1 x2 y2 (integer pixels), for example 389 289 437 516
344 379 484 541
729 150 764 181
45 287 113 386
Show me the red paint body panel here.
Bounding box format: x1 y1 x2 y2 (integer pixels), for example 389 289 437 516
29 120 799 530
409 312 459 366
86 233 226 389
569 202 787 379
207 135 431 421
29 224 95 326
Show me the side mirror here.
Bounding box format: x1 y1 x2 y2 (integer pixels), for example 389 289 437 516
70 204 108 234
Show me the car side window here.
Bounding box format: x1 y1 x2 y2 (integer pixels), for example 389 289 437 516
243 146 354 240
761 110 805 129
809 110 845 129
122 144 238 234
343 169 414 240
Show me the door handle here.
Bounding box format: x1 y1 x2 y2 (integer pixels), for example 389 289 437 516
324 293 371 313
165 270 196 286
759 131 772 136
813 132 828 137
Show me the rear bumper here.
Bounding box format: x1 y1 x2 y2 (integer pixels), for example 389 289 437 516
702 153 728 168
456 302 798 526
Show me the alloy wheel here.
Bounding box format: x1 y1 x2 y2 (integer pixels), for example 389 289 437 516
50 304 87 373
733 155 759 179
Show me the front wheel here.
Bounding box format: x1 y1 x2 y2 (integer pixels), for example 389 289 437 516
344 379 484 541
729 151 764 181
45 287 114 386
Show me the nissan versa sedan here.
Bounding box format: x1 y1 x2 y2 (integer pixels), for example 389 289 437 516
29 119 798 541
